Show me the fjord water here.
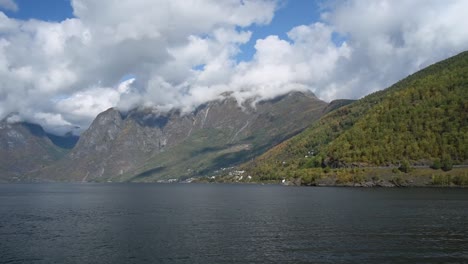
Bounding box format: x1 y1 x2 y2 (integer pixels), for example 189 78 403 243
1 184 467 263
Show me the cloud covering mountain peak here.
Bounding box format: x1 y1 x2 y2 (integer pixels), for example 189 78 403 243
1 0 467 135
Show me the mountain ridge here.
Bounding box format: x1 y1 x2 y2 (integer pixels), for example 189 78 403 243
242 51 468 183
0 121 71 182
14 90 327 182
3 52 467 183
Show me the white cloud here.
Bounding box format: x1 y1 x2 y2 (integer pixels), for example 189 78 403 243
33 112 73 130
1 0 468 134
0 0 278 133
0 0 17 12
321 0 468 99
227 22 351 102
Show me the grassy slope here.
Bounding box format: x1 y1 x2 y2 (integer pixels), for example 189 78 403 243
245 51 468 182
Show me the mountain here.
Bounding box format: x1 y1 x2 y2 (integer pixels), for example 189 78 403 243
245 51 468 181
322 99 356 114
31 91 327 182
0 121 73 182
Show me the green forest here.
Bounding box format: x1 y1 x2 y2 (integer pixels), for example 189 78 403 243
244 51 468 182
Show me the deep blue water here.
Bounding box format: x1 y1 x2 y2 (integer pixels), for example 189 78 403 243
1 183 467 263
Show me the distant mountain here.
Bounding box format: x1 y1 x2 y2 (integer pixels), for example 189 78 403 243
246 51 468 179
0 121 75 182
30 91 327 182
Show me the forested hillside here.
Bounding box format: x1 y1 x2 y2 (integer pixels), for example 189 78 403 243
246 51 468 180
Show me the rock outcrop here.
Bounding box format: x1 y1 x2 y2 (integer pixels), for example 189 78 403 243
36 91 328 182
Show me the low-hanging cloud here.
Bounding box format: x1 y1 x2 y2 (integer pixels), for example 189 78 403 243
1 0 468 135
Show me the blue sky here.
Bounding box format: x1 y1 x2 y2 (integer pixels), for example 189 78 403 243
3 0 73 21
239 0 323 61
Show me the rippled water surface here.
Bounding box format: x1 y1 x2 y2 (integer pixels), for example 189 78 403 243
1 183 468 263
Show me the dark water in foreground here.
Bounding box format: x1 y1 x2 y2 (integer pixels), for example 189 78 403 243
1 184 467 263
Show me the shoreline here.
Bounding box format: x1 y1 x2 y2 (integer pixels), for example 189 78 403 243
198 167 468 188
1 180 468 188
3 167 467 188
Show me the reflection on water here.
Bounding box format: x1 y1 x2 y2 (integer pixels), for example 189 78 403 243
1 184 468 263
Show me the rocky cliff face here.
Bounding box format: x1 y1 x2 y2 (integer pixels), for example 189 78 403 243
37 91 327 182
0 121 68 182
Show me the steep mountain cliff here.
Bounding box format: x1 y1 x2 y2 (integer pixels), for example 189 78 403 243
31 91 327 182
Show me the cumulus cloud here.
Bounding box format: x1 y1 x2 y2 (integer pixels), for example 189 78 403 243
0 0 277 134
228 23 351 102
0 0 468 135
319 0 468 99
